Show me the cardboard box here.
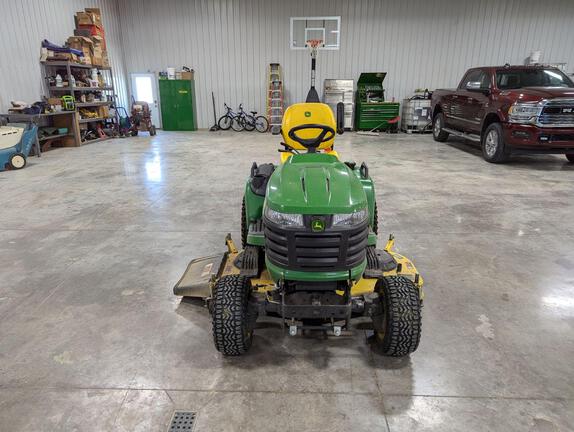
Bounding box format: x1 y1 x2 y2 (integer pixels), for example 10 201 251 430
67 36 93 64
101 52 110 67
78 25 106 48
48 97 62 106
91 56 103 67
84 8 102 26
181 71 194 80
90 35 105 58
75 9 102 28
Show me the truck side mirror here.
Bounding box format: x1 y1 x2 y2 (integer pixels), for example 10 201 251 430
466 81 482 90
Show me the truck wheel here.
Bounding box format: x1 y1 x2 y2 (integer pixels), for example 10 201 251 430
566 154 574 163
432 113 449 142
241 196 248 248
482 123 509 163
372 276 422 357
212 275 254 356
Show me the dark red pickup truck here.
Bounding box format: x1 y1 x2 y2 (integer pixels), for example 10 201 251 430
431 65 574 163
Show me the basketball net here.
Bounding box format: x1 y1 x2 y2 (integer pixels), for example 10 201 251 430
306 39 324 59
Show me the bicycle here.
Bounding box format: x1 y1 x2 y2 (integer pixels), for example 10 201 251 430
217 103 244 131
238 105 269 133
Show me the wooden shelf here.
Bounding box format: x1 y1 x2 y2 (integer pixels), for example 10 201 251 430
76 101 113 107
42 61 111 70
49 86 114 92
38 133 71 142
79 117 111 123
81 136 111 145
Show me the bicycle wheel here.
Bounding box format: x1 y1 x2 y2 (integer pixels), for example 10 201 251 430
232 117 244 131
243 115 256 131
218 115 233 130
255 116 269 133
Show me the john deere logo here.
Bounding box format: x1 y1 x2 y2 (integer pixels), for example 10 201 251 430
304 111 311 117
311 219 325 232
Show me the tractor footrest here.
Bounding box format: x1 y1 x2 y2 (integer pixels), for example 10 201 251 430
364 246 397 278
173 253 225 298
234 246 260 278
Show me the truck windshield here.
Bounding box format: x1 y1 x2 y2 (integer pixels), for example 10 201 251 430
496 69 574 89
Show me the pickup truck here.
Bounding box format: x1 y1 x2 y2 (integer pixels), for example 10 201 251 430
431 65 574 163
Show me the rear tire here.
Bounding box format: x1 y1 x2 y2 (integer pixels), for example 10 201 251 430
241 196 248 248
212 275 254 356
149 126 157 136
566 154 574 163
232 117 244 132
432 112 449 142
243 116 256 131
255 116 269 133
372 202 379 235
482 123 509 163
372 276 422 357
218 115 232 130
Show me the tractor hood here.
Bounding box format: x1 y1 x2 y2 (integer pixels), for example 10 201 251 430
265 153 367 214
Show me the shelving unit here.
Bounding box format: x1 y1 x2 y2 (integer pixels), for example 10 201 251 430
41 61 117 146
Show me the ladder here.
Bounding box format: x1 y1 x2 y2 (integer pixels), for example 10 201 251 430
266 63 284 133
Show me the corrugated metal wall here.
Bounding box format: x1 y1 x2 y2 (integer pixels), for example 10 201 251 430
0 0 128 112
117 0 574 128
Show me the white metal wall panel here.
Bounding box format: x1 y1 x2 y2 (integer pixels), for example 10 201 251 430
115 0 574 128
0 0 128 112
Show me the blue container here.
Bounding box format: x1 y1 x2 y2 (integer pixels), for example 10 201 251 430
0 123 38 171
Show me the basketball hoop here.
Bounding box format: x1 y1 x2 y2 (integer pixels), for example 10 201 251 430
306 39 324 59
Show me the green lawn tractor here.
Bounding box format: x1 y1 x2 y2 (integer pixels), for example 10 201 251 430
174 102 424 356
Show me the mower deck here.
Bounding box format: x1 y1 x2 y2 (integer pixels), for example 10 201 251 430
174 234 423 305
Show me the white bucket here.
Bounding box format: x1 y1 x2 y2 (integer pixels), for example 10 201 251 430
167 67 176 80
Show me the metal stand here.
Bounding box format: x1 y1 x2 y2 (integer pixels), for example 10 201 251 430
209 92 219 131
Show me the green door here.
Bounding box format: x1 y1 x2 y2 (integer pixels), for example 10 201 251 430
159 80 197 131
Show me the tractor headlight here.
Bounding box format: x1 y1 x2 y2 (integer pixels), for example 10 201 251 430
332 208 368 227
508 102 542 124
264 206 304 227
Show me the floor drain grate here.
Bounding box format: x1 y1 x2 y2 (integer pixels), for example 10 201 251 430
168 411 196 431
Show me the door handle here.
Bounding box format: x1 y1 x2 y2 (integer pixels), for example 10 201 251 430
452 95 458 99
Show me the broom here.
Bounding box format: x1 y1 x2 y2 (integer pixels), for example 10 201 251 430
356 116 400 136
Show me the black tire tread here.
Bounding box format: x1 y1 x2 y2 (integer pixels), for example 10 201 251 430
212 275 253 356
482 122 510 164
241 196 248 248
433 112 449 142
218 115 232 130
377 276 422 357
372 201 379 235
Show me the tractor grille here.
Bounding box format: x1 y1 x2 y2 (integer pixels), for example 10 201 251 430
539 100 574 127
264 219 368 271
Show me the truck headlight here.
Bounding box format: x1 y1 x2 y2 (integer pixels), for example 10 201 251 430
264 206 304 227
508 103 542 124
332 208 368 227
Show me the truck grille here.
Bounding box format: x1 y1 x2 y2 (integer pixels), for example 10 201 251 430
265 221 368 271
539 99 574 127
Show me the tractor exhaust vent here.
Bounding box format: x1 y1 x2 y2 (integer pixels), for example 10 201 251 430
168 411 196 431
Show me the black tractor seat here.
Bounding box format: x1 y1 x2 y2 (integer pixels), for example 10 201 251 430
249 162 275 196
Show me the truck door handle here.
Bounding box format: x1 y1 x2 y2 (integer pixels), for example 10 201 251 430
452 95 458 99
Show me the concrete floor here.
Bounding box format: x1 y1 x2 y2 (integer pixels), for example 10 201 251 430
0 130 573 431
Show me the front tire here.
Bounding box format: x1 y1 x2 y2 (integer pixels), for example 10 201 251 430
372 276 422 357
566 154 574 163
432 113 449 142
482 123 509 163
9 153 26 170
212 275 254 356
149 126 157 136
218 115 232 130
